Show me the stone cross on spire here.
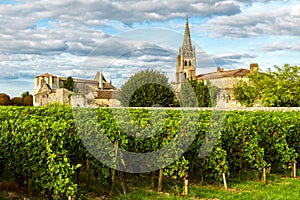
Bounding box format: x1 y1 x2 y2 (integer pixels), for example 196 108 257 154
182 16 193 51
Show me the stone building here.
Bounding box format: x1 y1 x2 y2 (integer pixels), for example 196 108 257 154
196 63 259 107
174 18 259 107
33 73 73 106
175 17 196 93
33 72 119 107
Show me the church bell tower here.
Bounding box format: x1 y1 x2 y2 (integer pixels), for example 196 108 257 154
175 17 196 92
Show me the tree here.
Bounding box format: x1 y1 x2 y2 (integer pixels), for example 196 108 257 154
118 69 176 107
233 81 258 107
21 91 30 99
63 76 74 91
180 79 219 107
23 95 33 106
20 91 33 106
234 64 300 107
207 81 220 107
10 97 23 106
0 93 10 106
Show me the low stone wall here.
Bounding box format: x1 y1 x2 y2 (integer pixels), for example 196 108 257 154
218 107 300 112
111 107 300 112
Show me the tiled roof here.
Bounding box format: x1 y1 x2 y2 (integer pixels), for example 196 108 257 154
196 69 250 80
97 90 119 99
35 73 57 78
59 77 98 85
102 82 116 90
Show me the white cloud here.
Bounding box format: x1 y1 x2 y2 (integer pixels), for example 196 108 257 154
209 52 257 66
261 42 300 52
199 3 300 38
0 0 298 97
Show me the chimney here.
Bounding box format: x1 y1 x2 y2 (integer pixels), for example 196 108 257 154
217 67 224 72
250 63 259 72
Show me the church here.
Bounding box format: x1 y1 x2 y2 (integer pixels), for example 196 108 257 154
175 17 196 92
33 17 258 108
175 17 259 108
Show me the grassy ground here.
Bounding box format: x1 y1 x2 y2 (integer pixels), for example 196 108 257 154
0 172 299 199
107 174 300 200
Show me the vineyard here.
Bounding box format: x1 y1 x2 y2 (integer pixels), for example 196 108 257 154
0 106 299 199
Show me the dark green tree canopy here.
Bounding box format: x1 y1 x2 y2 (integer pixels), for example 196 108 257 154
63 76 74 91
118 69 176 107
234 64 300 107
180 79 219 107
21 91 29 99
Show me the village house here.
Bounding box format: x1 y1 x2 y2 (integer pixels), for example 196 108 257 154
33 72 120 107
196 63 259 107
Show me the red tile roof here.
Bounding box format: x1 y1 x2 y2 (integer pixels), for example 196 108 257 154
196 68 250 80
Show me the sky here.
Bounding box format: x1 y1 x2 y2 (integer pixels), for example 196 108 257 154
0 0 299 97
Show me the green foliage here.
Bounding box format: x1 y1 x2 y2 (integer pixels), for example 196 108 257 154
118 69 176 107
20 91 33 106
0 106 81 199
200 144 229 182
21 91 30 99
207 81 220 107
163 156 189 180
233 81 258 107
63 76 74 91
234 64 300 107
180 79 219 107
180 79 208 107
129 83 175 107
0 106 299 198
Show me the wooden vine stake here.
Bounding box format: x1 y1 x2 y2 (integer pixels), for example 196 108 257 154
150 172 155 190
291 163 297 178
27 175 33 198
158 168 163 192
109 140 118 196
261 168 266 184
86 157 90 189
222 173 228 190
182 175 188 195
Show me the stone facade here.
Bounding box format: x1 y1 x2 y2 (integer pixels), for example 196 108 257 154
33 72 119 107
196 64 259 108
33 73 73 106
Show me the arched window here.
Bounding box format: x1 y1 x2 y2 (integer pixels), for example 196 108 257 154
184 61 187 66
189 61 192 66
184 73 187 80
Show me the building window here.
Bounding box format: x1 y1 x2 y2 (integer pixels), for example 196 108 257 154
189 61 191 66
184 61 187 66
222 94 226 101
184 73 187 80
226 94 231 103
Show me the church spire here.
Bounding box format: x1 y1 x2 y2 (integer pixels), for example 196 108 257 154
182 16 193 51
175 16 196 93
